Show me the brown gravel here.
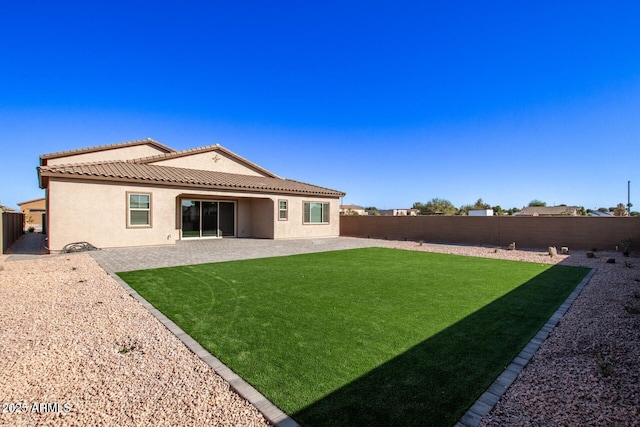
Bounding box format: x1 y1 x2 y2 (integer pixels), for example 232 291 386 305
0 254 270 427
2 242 639 426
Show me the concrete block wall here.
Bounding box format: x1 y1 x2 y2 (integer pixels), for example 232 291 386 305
340 216 640 251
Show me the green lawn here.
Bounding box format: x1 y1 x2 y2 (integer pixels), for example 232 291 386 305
117 248 589 426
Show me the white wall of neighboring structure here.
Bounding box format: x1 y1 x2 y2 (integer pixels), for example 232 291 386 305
468 209 494 216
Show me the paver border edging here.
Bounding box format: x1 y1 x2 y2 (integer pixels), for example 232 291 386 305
95 259 301 427
454 267 597 427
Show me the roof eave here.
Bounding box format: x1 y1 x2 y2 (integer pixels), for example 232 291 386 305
39 172 344 198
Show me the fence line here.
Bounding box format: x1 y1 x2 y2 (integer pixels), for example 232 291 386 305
340 216 640 251
1 212 25 254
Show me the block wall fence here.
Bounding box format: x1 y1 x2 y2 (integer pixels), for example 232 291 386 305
1 212 25 254
340 216 640 251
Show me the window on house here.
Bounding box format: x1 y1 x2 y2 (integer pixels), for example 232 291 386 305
128 193 151 227
279 200 288 220
303 202 329 224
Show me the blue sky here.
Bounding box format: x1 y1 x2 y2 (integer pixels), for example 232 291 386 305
1 1 639 211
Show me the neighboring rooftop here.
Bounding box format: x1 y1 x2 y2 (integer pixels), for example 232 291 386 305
17 197 46 206
515 206 579 216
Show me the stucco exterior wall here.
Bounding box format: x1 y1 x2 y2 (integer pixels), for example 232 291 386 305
47 178 340 251
273 196 341 239
46 145 169 166
19 198 46 231
250 199 275 238
148 151 266 176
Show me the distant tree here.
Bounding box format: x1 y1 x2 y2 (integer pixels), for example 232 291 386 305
473 198 490 209
613 203 628 216
597 207 609 213
506 207 521 215
458 198 491 215
631 211 640 217
458 204 473 216
492 205 505 216
364 207 380 216
528 199 547 207
414 198 457 216
577 206 587 216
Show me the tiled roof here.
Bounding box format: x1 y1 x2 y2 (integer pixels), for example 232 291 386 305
38 161 345 197
40 138 174 165
130 144 279 178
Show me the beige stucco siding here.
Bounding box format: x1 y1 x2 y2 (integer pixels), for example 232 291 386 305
251 199 275 238
148 151 266 176
18 198 46 231
47 179 179 251
46 145 169 166
273 197 341 239
46 178 340 251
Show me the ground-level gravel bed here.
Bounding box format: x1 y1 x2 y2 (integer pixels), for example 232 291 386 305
2 242 640 426
0 254 269 427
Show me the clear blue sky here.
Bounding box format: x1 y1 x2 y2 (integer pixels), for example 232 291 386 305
1 1 639 211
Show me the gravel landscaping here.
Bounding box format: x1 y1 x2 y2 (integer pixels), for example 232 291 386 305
0 254 269 427
1 239 639 426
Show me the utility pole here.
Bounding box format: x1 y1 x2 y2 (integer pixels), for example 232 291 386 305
628 181 631 216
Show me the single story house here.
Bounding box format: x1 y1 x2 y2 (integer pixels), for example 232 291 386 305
514 206 579 216
378 208 419 216
18 197 46 232
339 205 367 216
38 139 345 251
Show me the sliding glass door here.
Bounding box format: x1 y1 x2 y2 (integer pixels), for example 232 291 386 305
201 201 218 237
181 199 235 238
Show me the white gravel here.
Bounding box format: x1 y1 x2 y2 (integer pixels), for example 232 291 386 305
2 242 639 426
0 254 269 427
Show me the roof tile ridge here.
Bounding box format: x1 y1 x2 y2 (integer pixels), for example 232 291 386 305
41 159 131 169
40 138 174 160
130 144 222 164
280 177 344 193
132 144 281 179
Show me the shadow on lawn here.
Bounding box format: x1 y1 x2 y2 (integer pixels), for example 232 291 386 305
292 264 588 427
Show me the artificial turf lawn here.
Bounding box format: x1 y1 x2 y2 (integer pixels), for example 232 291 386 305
117 247 590 426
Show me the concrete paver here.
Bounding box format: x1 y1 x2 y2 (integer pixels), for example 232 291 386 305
89 236 389 272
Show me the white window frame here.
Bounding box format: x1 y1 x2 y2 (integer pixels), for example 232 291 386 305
303 201 330 224
278 199 288 221
127 192 152 228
